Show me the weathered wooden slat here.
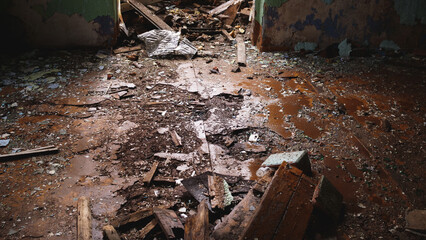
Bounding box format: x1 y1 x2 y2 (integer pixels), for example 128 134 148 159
139 218 158 239
77 197 92 240
212 190 260 240
143 161 159 184
273 174 315 240
128 0 173 31
111 208 153 229
208 175 226 209
184 200 209 240
240 163 316 240
237 36 246 67
154 208 184 239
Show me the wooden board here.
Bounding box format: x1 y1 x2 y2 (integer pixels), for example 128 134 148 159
209 0 243 16
111 208 153 229
236 36 246 67
208 175 226 209
143 161 159 184
113 45 142 54
222 0 243 25
184 200 209 240
154 208 184 239
240 163 314 240
128 0 173 31
139 218 158 239
273 174 314 240
212 190 260 240
77 197 92 240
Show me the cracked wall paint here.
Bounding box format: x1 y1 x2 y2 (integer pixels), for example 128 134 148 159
252 0 426 51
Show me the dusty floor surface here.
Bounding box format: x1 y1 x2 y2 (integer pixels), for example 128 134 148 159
0 35 425 239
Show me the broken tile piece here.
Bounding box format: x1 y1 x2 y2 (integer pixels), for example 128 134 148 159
261 150 311 174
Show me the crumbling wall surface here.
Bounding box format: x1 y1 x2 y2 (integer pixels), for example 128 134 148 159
252 0 426 51
1 0 118 49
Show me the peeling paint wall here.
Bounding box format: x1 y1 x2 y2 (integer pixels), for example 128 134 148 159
252 0 426 51
1 0 118 49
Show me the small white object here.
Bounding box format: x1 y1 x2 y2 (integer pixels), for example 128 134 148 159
178 207 187 213
154 190 160 197
249 133 259 142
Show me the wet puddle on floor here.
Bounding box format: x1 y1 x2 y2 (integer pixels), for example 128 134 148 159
266 104 292 138
292 117 321 139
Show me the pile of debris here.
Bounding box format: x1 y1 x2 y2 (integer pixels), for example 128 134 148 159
75 150 344 239
116 0 253 58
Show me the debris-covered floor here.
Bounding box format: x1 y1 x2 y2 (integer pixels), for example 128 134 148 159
1 1 425 239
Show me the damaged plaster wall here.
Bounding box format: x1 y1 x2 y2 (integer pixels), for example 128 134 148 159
1 0 118 49
252 0 426 51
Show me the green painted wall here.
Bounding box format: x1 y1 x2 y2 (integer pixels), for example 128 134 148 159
31 0 118 22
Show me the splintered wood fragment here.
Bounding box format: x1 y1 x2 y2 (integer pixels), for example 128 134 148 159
0 146 58 160
77 197 92 240
240 163 314 240
139 218 158 239
103 225 120 240
209 0 243 16
153 176 176 183
222 0 243 25
170 130 182 146
237 36 246 67
221 29 234 41
128 0 173 31
184 200 209 240
113 45 142 54
143 161 159 184
208 175 225 209
111 208 153 229
154 208 184 239
212 190 260 239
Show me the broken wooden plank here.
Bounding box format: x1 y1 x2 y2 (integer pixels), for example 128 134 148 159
103 225 120 240
111 208 153 229
212 190 261 240
272 174 315 240
221 29 234 42
184 200 209 240
139 218 158 239
113 45 142 54
222 0 243 25
77 197 92 240
153 176 177 183
240 163 315 240
170 130 182 146
0 146 58 161
208 175 226 209
209 0 243 16
128 0 173 31
236 36 246 67
143 161 159 184
153 208 184 239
